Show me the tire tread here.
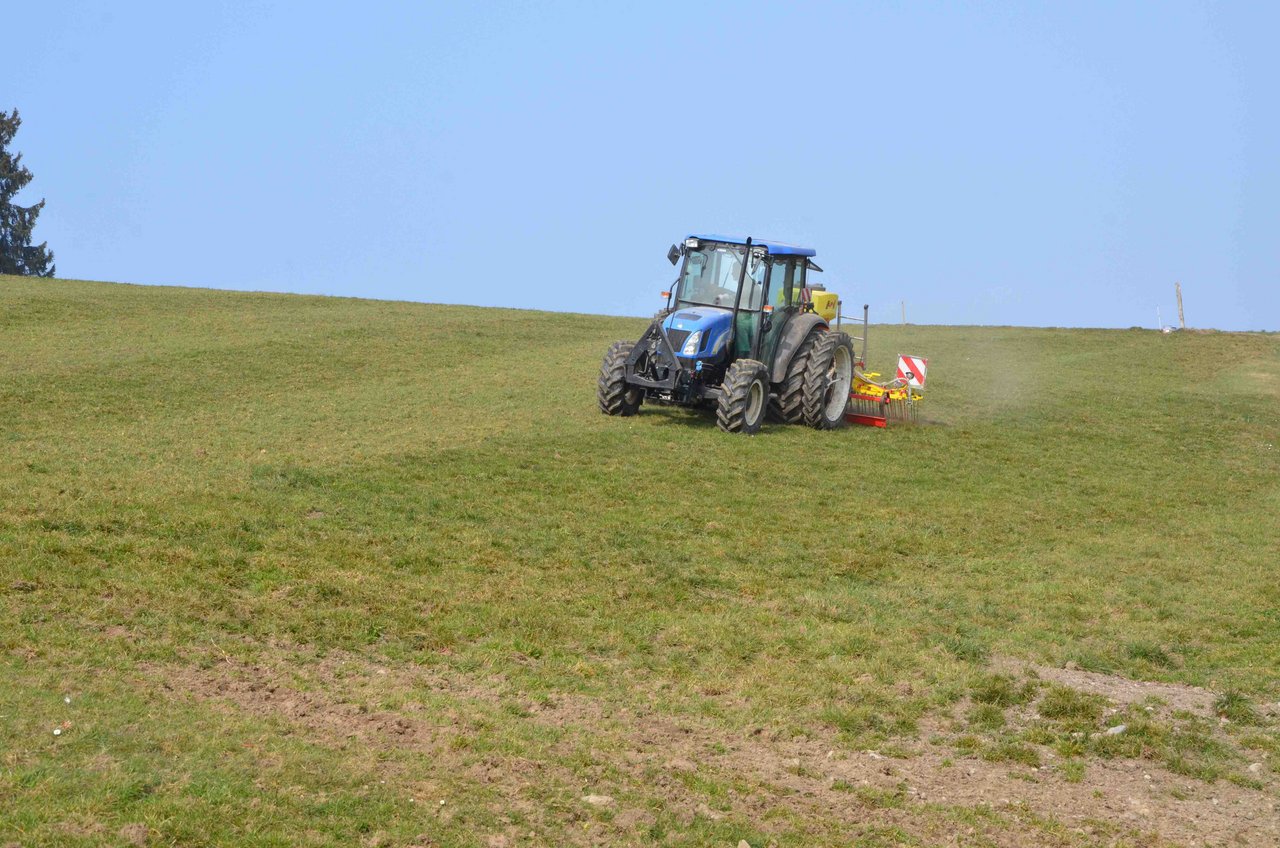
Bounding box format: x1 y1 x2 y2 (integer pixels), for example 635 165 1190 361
717 359 769 434
801 332 854 429
772 327 825 423
597 341 641 416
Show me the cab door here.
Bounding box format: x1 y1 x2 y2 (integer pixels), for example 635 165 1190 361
731 252 770 359
757 256 804 368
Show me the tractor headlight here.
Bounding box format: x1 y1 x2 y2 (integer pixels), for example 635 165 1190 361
681 331 702 356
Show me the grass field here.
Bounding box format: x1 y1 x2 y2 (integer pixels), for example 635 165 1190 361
2 276 1278 847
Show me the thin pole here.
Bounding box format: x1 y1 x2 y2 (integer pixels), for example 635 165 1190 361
861 304 869 365
901 300 906 326
1157 306 1162 330
1175 282 1185 329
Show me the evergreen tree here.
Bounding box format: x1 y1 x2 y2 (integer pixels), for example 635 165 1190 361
0 109 55 277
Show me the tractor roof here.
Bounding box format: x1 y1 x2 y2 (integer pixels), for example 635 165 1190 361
688 234 816 257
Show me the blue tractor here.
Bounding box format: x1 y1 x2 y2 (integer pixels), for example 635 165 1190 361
597 235 855 434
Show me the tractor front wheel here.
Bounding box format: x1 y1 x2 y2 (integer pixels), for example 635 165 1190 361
597 341 642 416
717 359 770 435
801 331 854 429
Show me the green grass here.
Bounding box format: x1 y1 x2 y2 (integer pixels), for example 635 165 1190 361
970 673 1038 708
1215 689 1262 725
2 276 1278 846
1037 685 1107 725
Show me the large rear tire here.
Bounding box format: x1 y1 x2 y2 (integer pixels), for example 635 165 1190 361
597 341 642 416
717 359 770 435
771 327 824 424
801 331 854 429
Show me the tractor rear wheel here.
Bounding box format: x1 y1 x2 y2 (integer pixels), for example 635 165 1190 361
597 341 642 416
801 331 854 429
717 359 770 434
771 326 824 423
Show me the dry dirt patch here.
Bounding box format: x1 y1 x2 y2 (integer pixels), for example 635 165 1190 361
991 657 1218 714
146 648 1278 847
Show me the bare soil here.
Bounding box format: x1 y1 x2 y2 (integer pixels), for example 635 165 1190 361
147 647 1279 847
992 657 1218 714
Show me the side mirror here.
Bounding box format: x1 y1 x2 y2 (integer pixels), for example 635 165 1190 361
667 244 680 266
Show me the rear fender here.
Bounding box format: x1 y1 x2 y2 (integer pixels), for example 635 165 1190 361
769 313 828 383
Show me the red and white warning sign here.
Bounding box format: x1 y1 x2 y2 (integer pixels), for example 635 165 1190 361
896 355 928 389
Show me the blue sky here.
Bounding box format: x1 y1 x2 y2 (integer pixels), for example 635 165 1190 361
9 1 1278 330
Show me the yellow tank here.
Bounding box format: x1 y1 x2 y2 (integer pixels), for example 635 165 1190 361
810 290 839 322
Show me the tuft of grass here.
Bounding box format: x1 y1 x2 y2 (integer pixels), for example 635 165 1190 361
1037 685 1105 726
821 692 923 744
970 674 1037 707
1125 641 1175 668
941 634 989 664
982 741 1040 768
1059 760 1086 783
1238 732 1280 756
852 783 909 809
1214 690 1261 725
967 703 1006 730
1227 773 1265 790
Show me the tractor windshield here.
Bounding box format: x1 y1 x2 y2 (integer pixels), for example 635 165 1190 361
675 244 767 311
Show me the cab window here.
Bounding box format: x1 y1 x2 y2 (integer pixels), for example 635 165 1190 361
743 254 768 310
768 257 800 308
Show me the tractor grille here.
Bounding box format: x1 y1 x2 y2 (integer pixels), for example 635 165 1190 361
666 329 692 353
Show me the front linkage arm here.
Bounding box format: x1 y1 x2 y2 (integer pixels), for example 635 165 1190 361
624 317 687 391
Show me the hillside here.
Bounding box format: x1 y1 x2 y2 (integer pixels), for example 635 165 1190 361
2 276 1278 847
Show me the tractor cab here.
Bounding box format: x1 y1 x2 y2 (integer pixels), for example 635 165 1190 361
665 235 818 367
